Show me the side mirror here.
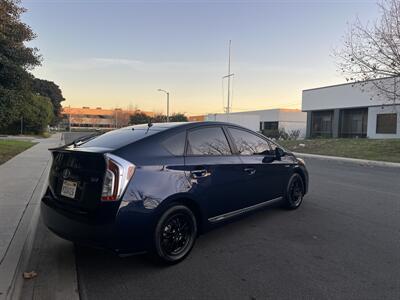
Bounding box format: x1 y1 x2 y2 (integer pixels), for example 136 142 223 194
275 147 285 160
262 155 275 163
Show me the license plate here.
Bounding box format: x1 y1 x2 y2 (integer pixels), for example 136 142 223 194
61 180 78 199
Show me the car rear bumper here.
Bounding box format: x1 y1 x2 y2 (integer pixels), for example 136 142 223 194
41 196 154 254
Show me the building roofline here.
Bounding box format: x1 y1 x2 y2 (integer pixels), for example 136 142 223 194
207 108 301 115
302 76 397 93
61 106 154 117
302 103 400 112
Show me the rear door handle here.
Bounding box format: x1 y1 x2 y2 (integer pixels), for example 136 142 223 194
191 169 210 178
244 167 256 175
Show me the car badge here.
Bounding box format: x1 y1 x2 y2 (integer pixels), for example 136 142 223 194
62 169 71 179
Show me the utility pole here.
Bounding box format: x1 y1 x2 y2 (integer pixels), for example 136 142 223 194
223 40 234 114
68 105 71 132
167 92 169 122
20 116 23 135
158 89 170 122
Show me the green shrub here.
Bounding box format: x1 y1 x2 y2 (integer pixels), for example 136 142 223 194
2 94 54 135
23 95 54 134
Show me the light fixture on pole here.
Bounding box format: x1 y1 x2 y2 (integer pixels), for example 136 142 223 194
157 89 170 122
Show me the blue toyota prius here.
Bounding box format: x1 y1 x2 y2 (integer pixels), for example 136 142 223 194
41 122 309 263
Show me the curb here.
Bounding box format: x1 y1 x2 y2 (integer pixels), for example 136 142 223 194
293 152 400 168
0 135 61 300
0 160 51 300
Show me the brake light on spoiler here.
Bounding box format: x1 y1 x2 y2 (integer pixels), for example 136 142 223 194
101 153 136 201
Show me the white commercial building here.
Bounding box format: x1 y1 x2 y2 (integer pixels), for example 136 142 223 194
206 108 307 138
302 78 400 139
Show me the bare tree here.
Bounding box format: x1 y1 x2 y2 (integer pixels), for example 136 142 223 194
336 0 400 104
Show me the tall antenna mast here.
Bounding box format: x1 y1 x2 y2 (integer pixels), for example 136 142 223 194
223 40 234 114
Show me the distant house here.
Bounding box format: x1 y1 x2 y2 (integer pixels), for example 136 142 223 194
205 108 307 138
302 78 400 139
60 107 154 130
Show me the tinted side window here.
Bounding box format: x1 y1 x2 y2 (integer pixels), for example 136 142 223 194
228 127 272 155
187 127 231 155
162 131 186 156
268 141 277 152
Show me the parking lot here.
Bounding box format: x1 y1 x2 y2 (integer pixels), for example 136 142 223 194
56 132 400 300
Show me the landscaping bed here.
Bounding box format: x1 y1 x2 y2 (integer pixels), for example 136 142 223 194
279 139 400 163
0 140 36 165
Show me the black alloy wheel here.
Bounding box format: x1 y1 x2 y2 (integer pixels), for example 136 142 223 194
284 173 305 210
154 205 197 264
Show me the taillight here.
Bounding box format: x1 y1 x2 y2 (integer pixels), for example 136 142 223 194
101 153 135 201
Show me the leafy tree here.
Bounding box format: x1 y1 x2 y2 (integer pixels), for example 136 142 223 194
335 0 400 103
130 112 152 125
152 114 168 123
130 112 188 125
150 113 188 123
32 78 65 124
22 94 53 134
5 94 53 134
169 113 188 122
0 0 42 131
0 88 28 129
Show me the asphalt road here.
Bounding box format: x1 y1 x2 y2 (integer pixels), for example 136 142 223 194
67 133 400 300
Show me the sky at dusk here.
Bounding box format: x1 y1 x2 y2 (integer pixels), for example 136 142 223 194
22 0 379 115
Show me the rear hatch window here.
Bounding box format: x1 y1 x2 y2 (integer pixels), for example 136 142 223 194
78 127 159 150
49 150 106 212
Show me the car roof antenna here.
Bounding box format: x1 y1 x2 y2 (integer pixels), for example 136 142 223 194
145 120 153 133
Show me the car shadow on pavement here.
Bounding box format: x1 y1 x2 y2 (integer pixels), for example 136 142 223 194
74 201 315 300
75 201 285 266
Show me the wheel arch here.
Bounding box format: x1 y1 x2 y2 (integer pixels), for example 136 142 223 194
157 194 205 234
292 167 308 194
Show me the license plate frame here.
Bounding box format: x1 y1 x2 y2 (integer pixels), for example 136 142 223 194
61 180 78 199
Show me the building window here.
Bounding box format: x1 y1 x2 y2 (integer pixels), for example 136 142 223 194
376 113 397 134
263 121 278 130
260 122 279 138
311 110 333 138
339 108 368 138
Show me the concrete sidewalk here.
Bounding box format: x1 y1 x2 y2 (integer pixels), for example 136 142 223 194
0 134 62 300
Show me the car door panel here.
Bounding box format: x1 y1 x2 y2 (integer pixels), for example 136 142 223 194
239 155 285 204
185 155 246 218
183 126 247 219
227 127 292 207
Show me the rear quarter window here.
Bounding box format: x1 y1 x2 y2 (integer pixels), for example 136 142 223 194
161 131 186 156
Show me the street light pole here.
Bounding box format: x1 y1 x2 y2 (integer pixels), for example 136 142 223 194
223 40 234 115
157 89 170 122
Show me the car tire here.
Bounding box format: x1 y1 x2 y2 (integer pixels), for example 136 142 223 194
153 205 197 264
283 173 305 210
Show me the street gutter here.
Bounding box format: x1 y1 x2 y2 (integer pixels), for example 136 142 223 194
294 152 400 168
